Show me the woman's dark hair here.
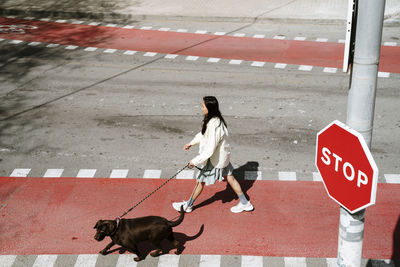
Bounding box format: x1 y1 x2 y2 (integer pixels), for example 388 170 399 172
202 96 227 134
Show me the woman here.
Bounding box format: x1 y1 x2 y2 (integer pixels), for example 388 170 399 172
172 96 254 213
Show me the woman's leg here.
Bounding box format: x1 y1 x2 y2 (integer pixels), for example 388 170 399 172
225 175 243 196
190 181 205 201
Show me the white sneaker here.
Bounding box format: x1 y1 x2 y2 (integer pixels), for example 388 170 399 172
230 201 254 213
172 200 193 213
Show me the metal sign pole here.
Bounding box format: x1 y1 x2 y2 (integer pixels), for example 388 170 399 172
338 0 386 266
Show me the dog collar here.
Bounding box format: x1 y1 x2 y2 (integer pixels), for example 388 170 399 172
110 217 120 236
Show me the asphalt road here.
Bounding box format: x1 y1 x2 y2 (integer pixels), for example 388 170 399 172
0 17 399 181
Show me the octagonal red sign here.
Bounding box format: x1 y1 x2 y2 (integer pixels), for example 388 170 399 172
315 120 378 213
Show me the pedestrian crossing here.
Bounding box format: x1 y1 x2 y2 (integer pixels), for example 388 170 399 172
0 254 383 267
4 168 400 183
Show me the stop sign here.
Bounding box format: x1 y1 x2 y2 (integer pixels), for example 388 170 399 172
315 120 378 213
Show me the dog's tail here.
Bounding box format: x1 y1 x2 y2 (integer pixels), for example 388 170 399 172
168 206 185 227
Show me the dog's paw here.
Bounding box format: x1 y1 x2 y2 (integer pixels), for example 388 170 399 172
133 256 142 262
150 250 161 257
99 250 108 255
119 248 127 254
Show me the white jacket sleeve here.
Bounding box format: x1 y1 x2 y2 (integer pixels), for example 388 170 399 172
189 132 202 146
191 120 221 166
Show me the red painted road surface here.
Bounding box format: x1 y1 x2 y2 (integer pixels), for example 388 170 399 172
1 17 400 73
1 177 399 259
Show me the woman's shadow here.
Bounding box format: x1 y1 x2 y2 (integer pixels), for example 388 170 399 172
193 161 259 210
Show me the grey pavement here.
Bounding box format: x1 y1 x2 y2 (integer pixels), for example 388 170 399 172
0 0 400 23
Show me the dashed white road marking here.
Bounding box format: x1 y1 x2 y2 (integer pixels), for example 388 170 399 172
316 38 328 42
28 42 41 46
214 32 226 35
312 172 323 182
195 30 207 34
323 67 338 73
177 29 188 32
55 19 67 23
143 52 157 57
284 257 307 267
76 169 96 178
251 61 265 67
10 168 31 177
104 48 117 53
186 56 199 61
88 22 101 26
241 255 263 267
274 35 286 40
245 171 262 181
143 169 162 178
46 43 59 48
384 174 400 183
65 45 78 50
229 59 242 65
84 47 98 52
43 169 64 178
176 170 195 179
253 34 265 38
378 72 390 78
106 23 118 27
74 254 98 267
326 258 338 267
157 254 180 267
116 254 138 267
165 54 179 59
32 254 58 267
275 63 287 69
294 37 307 41
0 255 16 267
159 27 170 31
207 57 221 63
279 172 297 181
199 255 221 267
140 26 152 30
110 169 129 178
10 40 23 44
338 39 346 43
123 50 137 55
71 21 84 24
233 33 246 37
384 41 397 46
299 65 313 71
122 25 135 29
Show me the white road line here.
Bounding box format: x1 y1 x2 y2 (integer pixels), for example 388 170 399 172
207 57 221 63
177 29 188 32
124 50 137 55
384 41 397 46
32 255 58 267
186 56 199 61
299 65 313 71
275 63 287 69
143 170 162 178
323 67 338 73
159 28 170 31
74 254 98 267
199 255 221 267
157 254 180 267
312 172 322 182
274 35 286 40
76 169 96 178
251 61 265 67
122 25 135 29
279 172 297 181
284 257 306 267
294 37 306 41
233 33 246 37
43 169 64 178
103 48 117 53
65 45 78 50
46 44 60 48
9 40 23 44
140 26 152 30
144 52 157 57
195 30 207 34
0 255 17 267
55 19 67 23
326 258 338 267
28 42 41 46
88 22 101 26
110 169 129 178
165 54 178 59
176 170 195 179
253 34 265 38
214 32 226 35
384 174 400 184
39 18 50 21
71 21 84 24
316 38 328 42
338 39 346 43
378 72 390 78
106 24 118 27
0 38 4 42
229 59 242 65
10 168 31 177
241 255 263 267
244 171 262 181
84 47 98 52
116 254 138 267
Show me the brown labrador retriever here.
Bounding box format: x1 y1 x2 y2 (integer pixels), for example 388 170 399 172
94 206 184 261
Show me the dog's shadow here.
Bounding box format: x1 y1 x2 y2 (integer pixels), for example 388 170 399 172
193 161 259 210
106 224 204 259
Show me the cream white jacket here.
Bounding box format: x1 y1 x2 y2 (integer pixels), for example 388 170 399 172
190 117 230 168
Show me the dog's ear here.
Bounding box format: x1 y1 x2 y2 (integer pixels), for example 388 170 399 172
94 220 102 229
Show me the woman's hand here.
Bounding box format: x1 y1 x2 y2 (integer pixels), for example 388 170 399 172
188 161 195 168
184 143 192 151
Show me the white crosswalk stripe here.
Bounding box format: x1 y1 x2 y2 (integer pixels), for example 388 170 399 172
76 169 96 178
143 169 162 178
32 255 58 267
110 169 129 178
43 169 64 178
199 255 221 267
74 254 98 267
10 168 31 177
241 255 263 267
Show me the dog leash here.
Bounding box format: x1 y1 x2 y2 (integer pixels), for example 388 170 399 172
118 163 202 219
